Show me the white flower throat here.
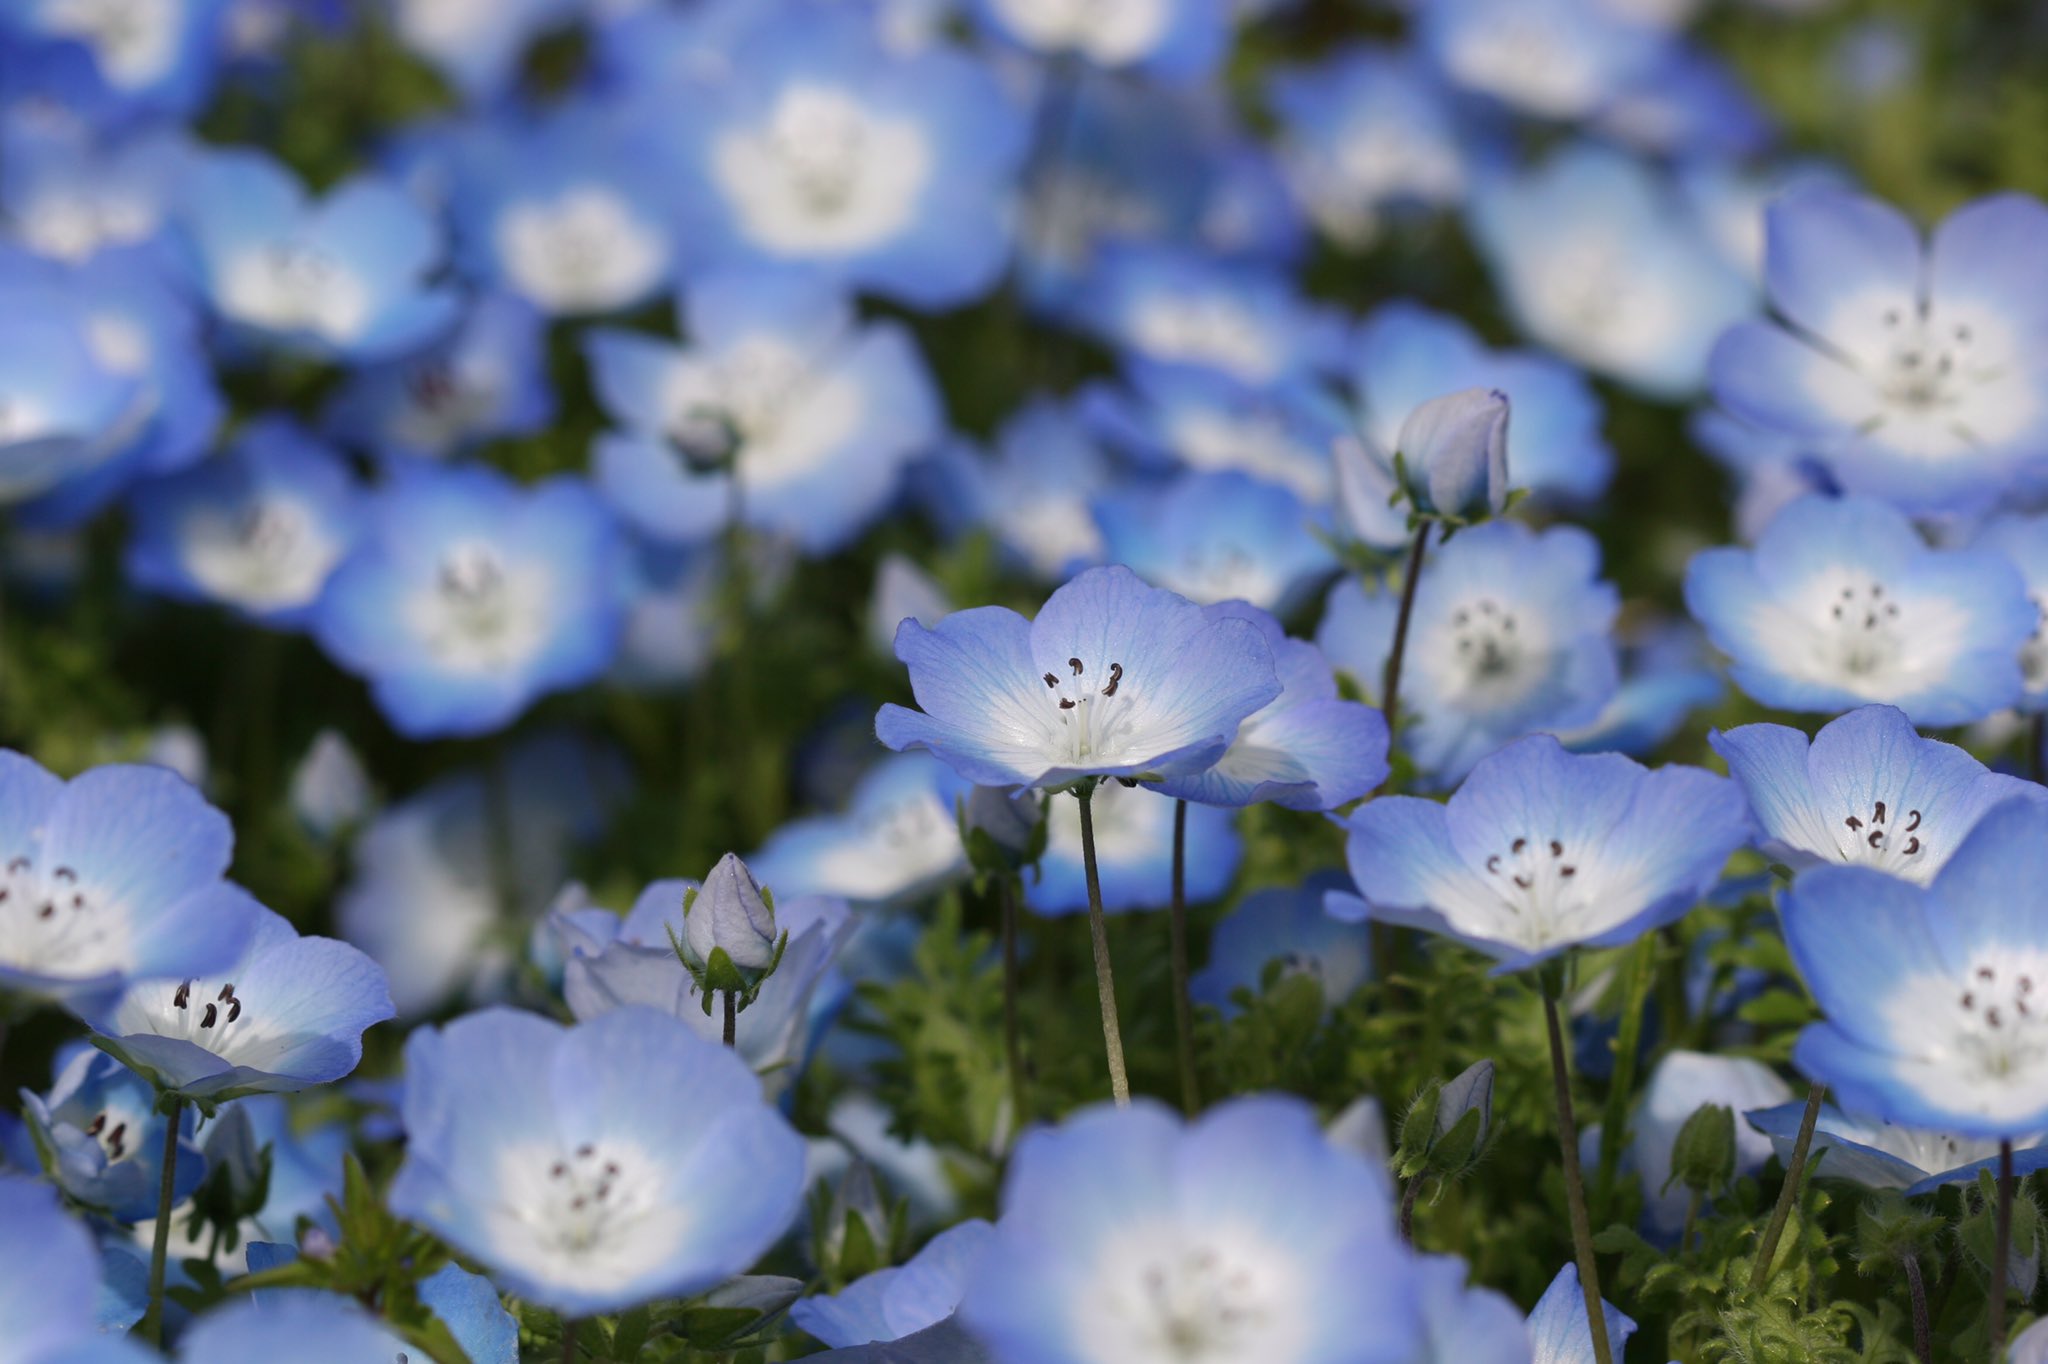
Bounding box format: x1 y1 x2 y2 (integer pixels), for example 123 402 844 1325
1869 306 1990 424
1838 798 1927 875
0 852 129 976
1484 833 1582 935
1952 953 2048 1084
1818 578 1903 680
766 88 867 215
157 976 252 1050
223 239 370 343
1042 656 1127 763
525 1140 650 1255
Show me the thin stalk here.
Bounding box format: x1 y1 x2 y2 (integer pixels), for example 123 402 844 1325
1398 1175 1423 1245
1168 798 1199 1115
1543 991 1614 1364
722 470 771 844
1681 1190 1701 1255
1992 1139 2016 1360
561 1318 580 1364
1902 1252 1932 1364
1595 936 1657 1221
1749 1079 1825 1293
1380 525 1431 737
143 1098 185 1346
1076 785 1130 1105
1000 875 1028 1132
722 990 738 1049
2033 714 2045 787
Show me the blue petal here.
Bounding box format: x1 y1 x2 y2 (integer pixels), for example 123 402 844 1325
420 1262 519 1364
1763 187 1922 351
1526 1262 1637 1364
1928 193 2048 352
1781 866 1940 1049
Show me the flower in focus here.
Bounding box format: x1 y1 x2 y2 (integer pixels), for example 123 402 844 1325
12 1043 206 1221
1525 1263 1637 1364
684 852 782 976
1747 1099 2048 1197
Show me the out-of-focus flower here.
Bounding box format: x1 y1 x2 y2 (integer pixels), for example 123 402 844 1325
1092 470 1336 617
1748 1101 2048 1197
0 0 230 122
1628 1051 1790 1236
1526 1263 1637 1364
920 398 1116 584
1189 876 1370 1016
1417 0 1668 122
390 0 578 102
1083 365 1342 506
750 754 968 907
969 0 1226 80
1027 781 1238 916
793 1219 995 1349
869 555 952 660
286 730 371 839
1974 515 2048 712
0 1174 156 1364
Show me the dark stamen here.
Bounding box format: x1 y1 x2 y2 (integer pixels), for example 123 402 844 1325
200 1003 217 1028
173 981 191 1010
1058 698 1076 710
1069 657 1083 675
1043 672 1058 689
1904 809 1921 832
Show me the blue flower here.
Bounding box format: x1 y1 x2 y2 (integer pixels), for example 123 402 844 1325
324 292 555 463
0 754 253 1011
125 416 362 627
0 122 195 269
1316 521 1620 785
1629 1050 1791 1237
446 103 678 318
1972 515 2048 711
1747 1101 2048 1198
1026 782 1238 916
878 564 1281 790
390 1005 808 1317
1591 42 1773 161
176 147 458 362
1467 145 1754 398
1712 704 2045 884
794 1218 995 1348
956 1096 1426 1364
1557 620 1724 758
207 1095 350 1261
664 5 1029 310
1189 876 1370 1016
312 463 627 738
418 1262 519 1364
0 261 143 508
1265 46 1472 248
1350 301 1614 515
1150 602 1387 811
14 1043 206 1220
1093 471 1336 617
611 540 724 690
171 1291 413 1364
870 555 953 660
1082 364 1343 508
1710 188 2048 513
587 270 941 554
968 0 1226 80
390 0 577 102
557 881 852 1090
1333 734 1750 971
1684 494 2035 726
749 754 969 907
87 900 393 1106
0 1174 155 1364
1417 0 1668 122
920 397 1116 584
1781 797 2048 1138
1075 243 1346 388
1526 1263 1637 1364
1410 1252 1530 1363
0 0 228 122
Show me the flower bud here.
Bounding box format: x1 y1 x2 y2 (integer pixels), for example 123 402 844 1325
1394 387 1510 521
1665 1103 1736 1197
686 853 779 972
1394 1059 1495 1180
1436 1058 1495 1149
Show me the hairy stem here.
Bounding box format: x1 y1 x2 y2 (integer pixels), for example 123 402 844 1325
1076 785 1130 1105
1000 874 1028 1132
1993 1139 2015 1360
143 1098 184 1346
1749 1079 1825 1294
1169 798 1199 1115
1379 525 1431 738
1902 1251 1932 1364
1544 991 1614 1364
722 990 737 1048
1398 1175 1424 1246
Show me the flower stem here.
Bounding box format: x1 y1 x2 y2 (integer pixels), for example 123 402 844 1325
143 1097 184 1346
561 1318 579 1364
2032 713 2045 787
723 470 771 845
1380 524 1432 738
1075 784 1130 1106
1681 1190 1701 1254
1542 990 1614 1364
1992 1138 2016 1359
1000 874 1029 1132
1398 1175 1423 1245
722 990 737 1048
1169 798 1199 1116
1749 1078 1825 1294
1902 1251 1932 1364
1594 935 1657 1222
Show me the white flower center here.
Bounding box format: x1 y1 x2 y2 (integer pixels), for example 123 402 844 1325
1953 956 2048 1083
1870 308 1987 420
526 1141 651 1254
495 187 669 315
183 497 340 611
1816 578 1904 679
220 240 372 344
986 0 1171 63
1081 1228 1305 1364
0 853 133 978
72 1105 142 1164
1480 832 1586 947
41 0 178 88
1040 655 1131 764
406 542 553 671
711 85 931 254
1834 798 1930 878
1126 296 1276 383
150 976 256 1052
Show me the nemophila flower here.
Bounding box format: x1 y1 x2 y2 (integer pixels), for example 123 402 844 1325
794 1218 995 1348
1265 46 1472 250
558 880 852 1086
286 730 371 840
0 122 193 269
1093 471 1336 617
1975 516 2048 711
0 0 229 122
390 0 576 102
1591 41 1773 161
664 5 1029 310
1402 1252 1529 1364
0 754 256 1011
1781 797 2048 1137
750 754 968 906
1076 244 1346 388
1151 603 1387 811
1711 188 2048 513
957 1096 1425 1364
125 417 361 627
587 270 941 554
870 555 952 659
1627 1051 1790 1237
0 1175 156 1364
920 398 1116 584
1684 494 2035 726
1558 620 1724 758
337 733 626 1016
1333 734 1750 971
1350 301 1614 517
1190 877 1370 1017
136 1094 350 1274
391 1006 807 1316
1525 1263 1636 1364
312 463 627 738
1467 145 1754 399
1416 0 1668 122
1711 704 2044 884
324 292 554 463
1083 364 1343 506
969 0 1226 80
87 901 392 1106
1317 521 1620 785
1347 386 1512 532
1027 782 1238 916
13 1043 205 1220
879 565 1281 790
611 540 723 690
177 148 458 363
1748 1100 2048 1197
171 1290 413 1364
0 265 143 507
445 103 677 318
682 853 780 978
